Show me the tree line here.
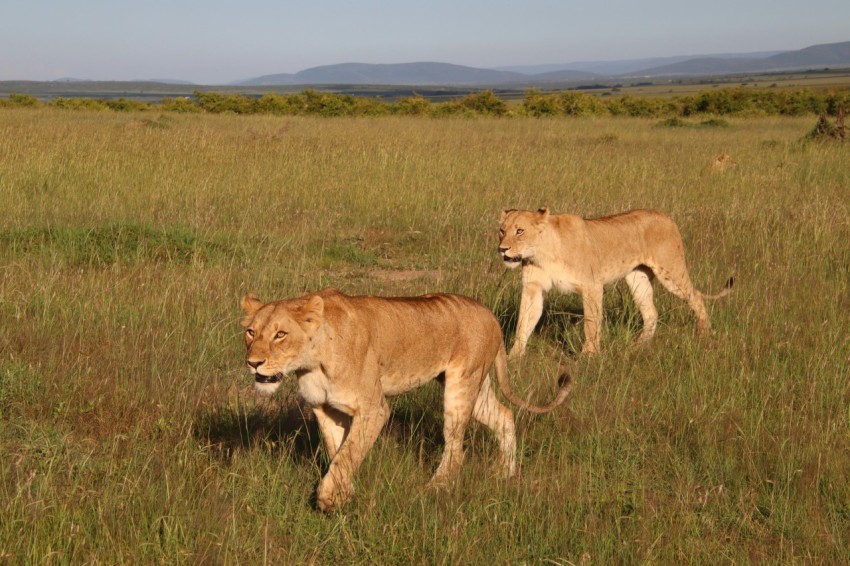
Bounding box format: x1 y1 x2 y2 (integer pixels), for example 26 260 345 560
2 87 848 117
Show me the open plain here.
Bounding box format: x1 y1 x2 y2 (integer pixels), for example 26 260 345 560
1 108 848 562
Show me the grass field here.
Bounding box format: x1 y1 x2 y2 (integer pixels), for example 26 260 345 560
1 108 848 563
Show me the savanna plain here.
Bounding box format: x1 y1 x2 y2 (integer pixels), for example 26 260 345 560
1 108 848 563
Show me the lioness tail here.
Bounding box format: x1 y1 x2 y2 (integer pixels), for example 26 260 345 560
493 344 571 414
701 276 735 301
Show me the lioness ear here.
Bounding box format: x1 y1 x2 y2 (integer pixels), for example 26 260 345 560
300 295 324 337
537 206 550 220
241 293 263 316
500 208 517 222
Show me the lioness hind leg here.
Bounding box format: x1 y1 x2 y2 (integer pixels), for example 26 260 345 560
650 263 711 334
428 369 478 488
625 267 658 343
472 375 517 478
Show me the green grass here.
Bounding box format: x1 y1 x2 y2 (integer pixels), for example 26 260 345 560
1 108 848 563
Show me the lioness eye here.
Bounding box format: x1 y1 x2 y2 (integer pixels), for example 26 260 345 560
516 228 524 235
274 330 287 340
246 329 255 339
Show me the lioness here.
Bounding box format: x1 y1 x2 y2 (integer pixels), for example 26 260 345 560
498 207 732 356
240 288 570 512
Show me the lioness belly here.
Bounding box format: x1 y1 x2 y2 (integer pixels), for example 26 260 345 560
380 366 446 396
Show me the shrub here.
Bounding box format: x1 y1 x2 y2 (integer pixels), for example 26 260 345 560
393 95 431 116
252 93 301 115
160 97 201 113
105 98 151 112
557 91 608 116
193 91 254 114
521 89 561 117
7 93 40 107
51 97 109 111
440 90 508 116
351 96 390 116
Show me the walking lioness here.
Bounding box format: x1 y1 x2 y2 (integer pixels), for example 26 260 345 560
240 288 570 512
498 207 732 356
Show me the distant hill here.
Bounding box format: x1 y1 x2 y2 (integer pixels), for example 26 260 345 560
52 77 195 85
234 41 850 86
140 79 196 85
631 41 850 76
494 52 782 76
511 69 601 83
237 62 528 86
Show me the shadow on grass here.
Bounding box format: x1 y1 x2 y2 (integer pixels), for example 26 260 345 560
194 401 322 464
494 282 649 357
193 387 448 467
384 385 446 457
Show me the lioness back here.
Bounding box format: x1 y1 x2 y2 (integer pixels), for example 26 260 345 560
321 292 504 392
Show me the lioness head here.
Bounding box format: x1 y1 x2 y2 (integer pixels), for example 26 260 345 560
498 207 550 268
240 293 324 396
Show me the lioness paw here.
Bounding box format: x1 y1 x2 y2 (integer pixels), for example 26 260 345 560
316 477 354 512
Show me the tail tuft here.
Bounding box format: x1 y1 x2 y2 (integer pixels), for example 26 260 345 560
703 276 735 300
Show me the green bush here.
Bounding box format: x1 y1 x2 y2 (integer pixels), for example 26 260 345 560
7 93 40 107
51 97 109 111
557 91 608 116
160 97 201 113
392 95 431 116
520 89 561 117
193 91 254 114
251 93 300 115
105 98 151 112
437 90 508 116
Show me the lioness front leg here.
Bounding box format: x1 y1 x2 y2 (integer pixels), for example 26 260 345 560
316 397 389 512
313 405 352 460
510 282 545 358
580 286 604 355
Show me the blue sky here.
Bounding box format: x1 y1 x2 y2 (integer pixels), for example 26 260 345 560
2 0 848 84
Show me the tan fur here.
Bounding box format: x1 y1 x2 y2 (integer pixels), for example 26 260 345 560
710 152 737 171
240 288 570 512
498 207 732 356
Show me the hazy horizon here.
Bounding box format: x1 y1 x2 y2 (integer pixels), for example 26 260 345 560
2 0 849 85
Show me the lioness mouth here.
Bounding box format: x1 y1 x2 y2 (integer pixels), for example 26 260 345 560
502 255 522 263
255 373 283 384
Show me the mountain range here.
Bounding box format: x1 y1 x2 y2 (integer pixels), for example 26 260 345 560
235 41 850 87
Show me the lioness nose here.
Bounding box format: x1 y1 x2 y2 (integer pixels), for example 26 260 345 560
498 246 509 254
247 359 265 369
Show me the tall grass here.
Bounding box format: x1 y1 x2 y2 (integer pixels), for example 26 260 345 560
1 108 848 563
